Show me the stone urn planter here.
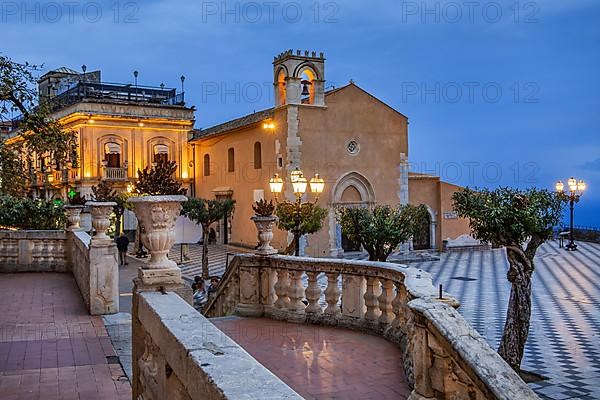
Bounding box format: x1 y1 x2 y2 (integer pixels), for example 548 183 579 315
86 202 117 243
251 215 278 256
127 195 187 270
64 205 84 231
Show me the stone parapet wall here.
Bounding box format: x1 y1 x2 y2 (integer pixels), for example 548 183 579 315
69 230 119 315
204 253 539 400
0 230 68 272
134 291 302 400
0 228 118 316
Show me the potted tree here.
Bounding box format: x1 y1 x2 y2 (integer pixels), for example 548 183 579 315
251 199 278 256
127 160 187 270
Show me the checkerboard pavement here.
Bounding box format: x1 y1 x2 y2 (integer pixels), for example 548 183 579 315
411 241 600 400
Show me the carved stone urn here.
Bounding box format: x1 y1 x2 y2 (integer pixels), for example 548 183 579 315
251 215 278 256
128 195 187 270
86 202 117 243
64 205 84 231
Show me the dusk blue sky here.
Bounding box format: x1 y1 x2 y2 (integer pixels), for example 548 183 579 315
3 0 599 225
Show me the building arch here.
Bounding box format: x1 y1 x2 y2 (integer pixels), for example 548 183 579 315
292 62 321 80
329 171 376 255
146 137 176 168
330 171 375 205
97 135 128 172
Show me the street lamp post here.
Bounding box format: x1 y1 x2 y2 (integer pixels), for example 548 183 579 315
556 177 586 251
269 169 324 256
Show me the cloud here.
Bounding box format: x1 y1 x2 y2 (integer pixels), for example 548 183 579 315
579 158 600 171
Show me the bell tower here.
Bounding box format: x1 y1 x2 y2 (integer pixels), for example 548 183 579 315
273 50 326 107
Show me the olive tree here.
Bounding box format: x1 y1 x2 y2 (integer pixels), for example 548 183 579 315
453 187 566 371
181 198 235 279
337 204 429 261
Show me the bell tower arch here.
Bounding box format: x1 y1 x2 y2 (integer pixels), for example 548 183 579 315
273 50 326 107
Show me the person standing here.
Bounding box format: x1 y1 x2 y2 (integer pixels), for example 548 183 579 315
116 233 130 266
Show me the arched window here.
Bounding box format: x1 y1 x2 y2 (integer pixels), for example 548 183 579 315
203 154 210 176
104 142 121 168
153 144 169 165
227 148 235 172
254 142 262 169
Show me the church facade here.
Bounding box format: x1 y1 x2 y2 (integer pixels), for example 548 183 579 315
190 50 471 255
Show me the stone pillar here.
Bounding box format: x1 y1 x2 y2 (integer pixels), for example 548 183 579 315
132 270 192 400
398 152 409 205
88 202 119 315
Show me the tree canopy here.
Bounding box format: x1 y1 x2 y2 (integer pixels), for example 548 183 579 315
275 201 327 255
337 204 429 261
453 187 565 257
0 55 78 196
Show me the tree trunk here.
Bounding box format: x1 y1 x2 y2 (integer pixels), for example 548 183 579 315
202 225 209 279
498 246 534 371
284 234 299 255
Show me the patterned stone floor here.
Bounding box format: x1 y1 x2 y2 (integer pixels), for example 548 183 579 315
409 241 600 400
0 273 131 400
212 316 411 400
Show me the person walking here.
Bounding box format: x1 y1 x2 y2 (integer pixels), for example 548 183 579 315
116 233 130 266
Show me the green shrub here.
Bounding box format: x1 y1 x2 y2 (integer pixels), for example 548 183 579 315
0 195 65 230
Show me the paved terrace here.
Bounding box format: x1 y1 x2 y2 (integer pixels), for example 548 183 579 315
211 316 410 400
0 273 131 400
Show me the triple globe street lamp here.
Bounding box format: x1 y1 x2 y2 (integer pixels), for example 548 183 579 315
269 168 325 256
555 177 586 251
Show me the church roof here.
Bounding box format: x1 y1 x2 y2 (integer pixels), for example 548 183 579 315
192 108 275 140
191 82 406 141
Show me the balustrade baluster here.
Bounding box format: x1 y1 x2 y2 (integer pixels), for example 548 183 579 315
287 270 306 313
273 269 290 310
391 282 407 328
364 276 381 321
324 273 341 316
305 272 322 314
378 279 395 324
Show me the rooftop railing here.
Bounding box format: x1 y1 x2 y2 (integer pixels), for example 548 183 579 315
48 81 185 111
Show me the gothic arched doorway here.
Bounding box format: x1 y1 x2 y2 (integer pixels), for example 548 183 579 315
329 171 375 256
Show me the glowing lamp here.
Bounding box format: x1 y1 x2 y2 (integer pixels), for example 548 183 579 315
292 173 307 196
577 180 586 192
269 174 284 196
310 174 325 196
555 181 564 193
568 177 577 192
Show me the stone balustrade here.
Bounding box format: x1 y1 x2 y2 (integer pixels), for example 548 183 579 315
0 230 68 272
204 253 539 400
0 203 119 316
133 290 303 400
